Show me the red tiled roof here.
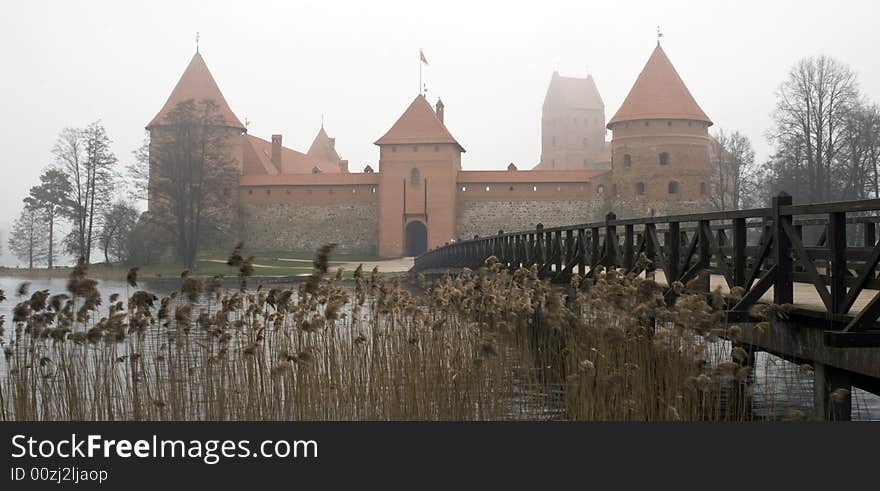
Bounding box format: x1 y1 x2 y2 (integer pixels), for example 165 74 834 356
608 45 711 127
458 169 608 183
545 72 604 110
147 52 245 130
374 95 464 151
243 135 343 175
240 172 379 186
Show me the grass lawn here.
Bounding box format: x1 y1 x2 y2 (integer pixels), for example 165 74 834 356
0 250 389 280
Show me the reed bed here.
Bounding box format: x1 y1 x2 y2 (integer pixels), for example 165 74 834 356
0 246 785 421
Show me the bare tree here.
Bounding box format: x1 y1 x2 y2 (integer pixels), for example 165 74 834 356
98 201 140 263
838 102 880 199
769 56 859 203
710 129 757 210
8 206 49 268
53 122 117 262
142 99 239 268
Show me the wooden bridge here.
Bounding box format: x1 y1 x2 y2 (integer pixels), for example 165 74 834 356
411 193 880 419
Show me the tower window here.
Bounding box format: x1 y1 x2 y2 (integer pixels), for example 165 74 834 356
532 185 537 192
667 121 673 127
636 182 646 195
668 181 680 194
411 168 421 185
597 184 605 196
434 145 439 152
371 187 377 194
484 186 491 192
266 189 271 195
583 137 588 148
461 186 467 192
413 145 419 152
623 154 632 167
659 152 670 165
700 182 707 195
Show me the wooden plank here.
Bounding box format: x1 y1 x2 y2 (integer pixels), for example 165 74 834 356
732 264 777 312
824 330 880 348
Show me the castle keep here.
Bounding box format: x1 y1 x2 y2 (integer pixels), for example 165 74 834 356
146 43 713 257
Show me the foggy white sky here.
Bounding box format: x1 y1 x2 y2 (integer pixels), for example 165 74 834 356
1 0 879 265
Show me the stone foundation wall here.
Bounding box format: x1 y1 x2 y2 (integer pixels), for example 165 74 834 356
240 203 378 255
455 199 605 239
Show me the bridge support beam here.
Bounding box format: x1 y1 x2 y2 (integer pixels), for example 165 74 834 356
813 362 852 421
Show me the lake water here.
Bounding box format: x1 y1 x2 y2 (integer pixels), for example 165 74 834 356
1 275 878 421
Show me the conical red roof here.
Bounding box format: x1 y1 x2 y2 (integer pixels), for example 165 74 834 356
608 45 711 127
307 126 341 163
374 95 464 151
147 52 245 130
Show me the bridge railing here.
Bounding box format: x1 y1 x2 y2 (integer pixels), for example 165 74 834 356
412 193 880 346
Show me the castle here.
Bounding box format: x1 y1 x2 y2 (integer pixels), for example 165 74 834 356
146 42 713 257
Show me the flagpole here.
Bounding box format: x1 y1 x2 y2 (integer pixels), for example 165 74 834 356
419 49 422 95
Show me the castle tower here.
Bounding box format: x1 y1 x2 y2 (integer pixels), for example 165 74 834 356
607 44 712 214
145 51 246 212
307 126 349 172
535 72 606 170
374 95 464 257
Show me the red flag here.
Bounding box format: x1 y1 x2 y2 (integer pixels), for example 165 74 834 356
420 49 428 65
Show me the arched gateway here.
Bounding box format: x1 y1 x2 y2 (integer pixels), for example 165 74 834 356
405 221 428 256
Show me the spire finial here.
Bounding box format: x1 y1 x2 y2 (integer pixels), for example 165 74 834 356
321 113 324 128
196 31 200 53
656 25 663 46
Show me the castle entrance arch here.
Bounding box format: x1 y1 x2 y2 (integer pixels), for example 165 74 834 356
404 221 428 256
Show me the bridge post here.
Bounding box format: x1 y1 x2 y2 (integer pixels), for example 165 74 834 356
733 217 746 287
667 221 681 284
604 212 618 268
565 229 574 275
813 362 852 421
554 231 563 274
590 226 600 273
829 212 847 315
535 224 544 271
697 219 711 292
645 223 657 281
772 192 793 305
577 228 587 277
624 224 634 271
863 221 876 247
